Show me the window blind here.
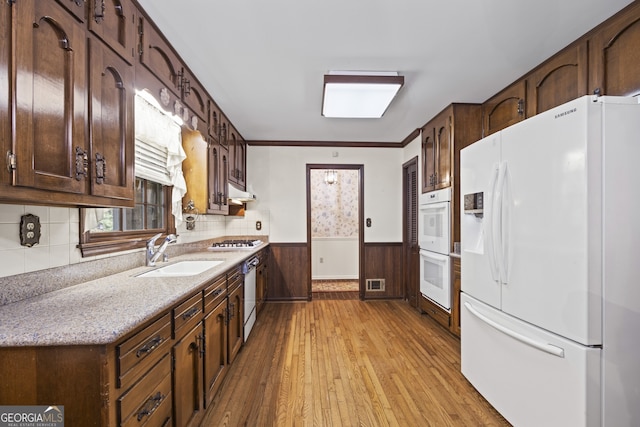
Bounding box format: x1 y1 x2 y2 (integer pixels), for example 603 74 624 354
134 93 180 186
134 137 172 186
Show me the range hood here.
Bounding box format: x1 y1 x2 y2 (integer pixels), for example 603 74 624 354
228 184 256 204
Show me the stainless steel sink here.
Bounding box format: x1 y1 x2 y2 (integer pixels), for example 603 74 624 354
136 260 224 278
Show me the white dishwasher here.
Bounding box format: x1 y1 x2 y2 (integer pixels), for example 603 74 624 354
242 255 259 341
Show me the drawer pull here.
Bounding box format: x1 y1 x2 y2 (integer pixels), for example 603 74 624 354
212 289 223 297
136 336 163 358
136 391 165 421
182 306 200 320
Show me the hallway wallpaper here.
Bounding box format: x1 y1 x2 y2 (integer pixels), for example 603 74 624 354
310 169 359 238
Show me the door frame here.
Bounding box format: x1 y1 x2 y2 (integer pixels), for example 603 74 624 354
306 164 365 301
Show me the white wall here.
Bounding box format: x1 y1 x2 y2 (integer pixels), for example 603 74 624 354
247 145 403 243
311 237 359 280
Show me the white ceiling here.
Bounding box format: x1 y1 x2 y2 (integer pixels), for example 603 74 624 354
136 0 633 144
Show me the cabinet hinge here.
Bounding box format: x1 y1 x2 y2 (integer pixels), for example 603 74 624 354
517 98 525 116
7 0 16 6
137 19 144 57
6 151 16 172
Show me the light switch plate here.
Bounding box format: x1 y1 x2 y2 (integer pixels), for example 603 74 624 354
20 214 41 247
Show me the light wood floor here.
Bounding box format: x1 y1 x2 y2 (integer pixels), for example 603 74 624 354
202 300 511 426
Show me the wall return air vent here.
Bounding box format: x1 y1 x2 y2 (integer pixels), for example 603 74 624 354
366 279 386 292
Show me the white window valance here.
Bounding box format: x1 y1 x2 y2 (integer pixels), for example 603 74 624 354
134 92 188 225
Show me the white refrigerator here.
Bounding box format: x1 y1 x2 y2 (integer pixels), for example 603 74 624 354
460 95 640 427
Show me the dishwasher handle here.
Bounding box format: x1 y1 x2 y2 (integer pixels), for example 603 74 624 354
242 256 260 274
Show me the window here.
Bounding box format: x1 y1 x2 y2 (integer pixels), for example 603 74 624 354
78 91 185 257
79 178 175 257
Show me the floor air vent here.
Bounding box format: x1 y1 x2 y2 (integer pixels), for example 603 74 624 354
366 278 385 291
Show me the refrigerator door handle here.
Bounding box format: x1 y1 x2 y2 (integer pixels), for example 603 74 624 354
464 302 566 358
486 164 500 282
491 163 504 282
497 162 510 284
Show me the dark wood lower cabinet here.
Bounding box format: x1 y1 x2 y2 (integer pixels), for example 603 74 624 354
118 355 172 427
450 257 461 337
0 345 110 426
419 295 451 330
0 258 268 426
227 280 244 365
203 299 228 405
173 322 204 427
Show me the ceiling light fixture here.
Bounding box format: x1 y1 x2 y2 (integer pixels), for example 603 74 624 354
321 71 404 118
324 170 338 185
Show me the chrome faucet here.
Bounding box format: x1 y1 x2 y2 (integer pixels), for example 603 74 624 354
146 233 177 266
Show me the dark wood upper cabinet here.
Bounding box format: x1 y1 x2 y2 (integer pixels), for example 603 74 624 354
1 0 136 207
12 0 88 195
55 0 86 22
421 127 436 193
526 41 588 116
228 126 246 188
139 16 181 97
208 100 222 143
236 135 246 188
88 38 135 201
88 0 137 63
422 104 480 194
211 142 230 215
435 119 452 191
482 80 526 136
589 1 640 97
422 117 451 193
0 1 10 188
182 69 208 123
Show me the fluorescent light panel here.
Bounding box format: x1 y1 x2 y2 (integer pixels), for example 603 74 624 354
322 72 404 118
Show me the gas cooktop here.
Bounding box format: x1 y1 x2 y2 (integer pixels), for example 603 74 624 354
208 239 263 251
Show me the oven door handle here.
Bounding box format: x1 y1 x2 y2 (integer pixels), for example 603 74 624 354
419 201 450 212
419 249 450 262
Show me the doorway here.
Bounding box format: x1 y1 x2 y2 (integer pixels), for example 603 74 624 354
306 164 364 300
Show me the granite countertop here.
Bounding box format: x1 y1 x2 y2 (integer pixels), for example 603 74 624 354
0 244 267 347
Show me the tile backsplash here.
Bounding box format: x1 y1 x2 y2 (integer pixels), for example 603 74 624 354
0 203 270 279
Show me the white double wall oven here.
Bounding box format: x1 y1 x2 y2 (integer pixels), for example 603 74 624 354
418 188 452 310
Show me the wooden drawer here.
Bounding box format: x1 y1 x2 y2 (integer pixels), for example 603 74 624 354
118 354 172 427
117 313 171 389
419 295 451 330
204 274 227 315
173 292 203 339
228 267 243 292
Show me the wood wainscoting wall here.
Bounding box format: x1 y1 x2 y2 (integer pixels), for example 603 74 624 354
364 243 403 300
266 242 404 301
267 243 309 301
